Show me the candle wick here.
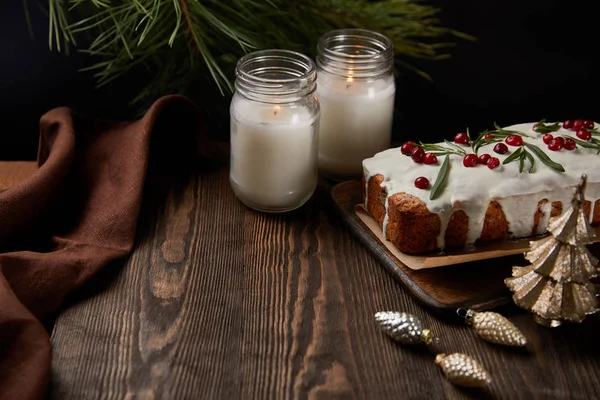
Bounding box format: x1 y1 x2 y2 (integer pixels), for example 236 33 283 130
346 83 351 89
274 110 278 116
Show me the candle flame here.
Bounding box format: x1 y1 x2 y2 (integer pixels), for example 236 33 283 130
346 69 354 88
273 105 281 116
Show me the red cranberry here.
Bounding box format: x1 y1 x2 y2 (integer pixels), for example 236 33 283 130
542 134 553 144
463 154 479 168
401 141 417 155
563 120 574 130
584 120 595 130
564 138 576 150
576 130 592 141
505 135 524 146
414 176 429 189
423 153 438 165
548 138 564 151
454 132 470 145
573 120 586 131
478 153 491 165
410 147 425 163
487 157 500 169
493 143 509 154
484 134 494 139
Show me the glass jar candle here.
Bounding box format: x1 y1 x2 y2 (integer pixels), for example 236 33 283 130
230 50 320 213
316 29 395 181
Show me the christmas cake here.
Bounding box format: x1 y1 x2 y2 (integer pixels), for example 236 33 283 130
362 120 600 254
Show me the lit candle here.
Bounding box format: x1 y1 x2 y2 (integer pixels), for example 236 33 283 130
230 49 319 212
317 73 395 180
316 29 395 181
230 97 318 212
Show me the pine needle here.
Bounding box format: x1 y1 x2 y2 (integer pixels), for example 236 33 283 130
47 0 75 52
23 0 35 39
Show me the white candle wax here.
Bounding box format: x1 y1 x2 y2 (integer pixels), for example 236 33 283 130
317 73 395 179
230 97 318 211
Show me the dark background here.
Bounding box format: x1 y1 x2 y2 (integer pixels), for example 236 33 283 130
1 1 598 160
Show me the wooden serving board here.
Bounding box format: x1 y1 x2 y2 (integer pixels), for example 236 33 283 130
330 179 569 315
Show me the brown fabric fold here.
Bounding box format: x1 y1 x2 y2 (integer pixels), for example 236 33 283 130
0 95 208 400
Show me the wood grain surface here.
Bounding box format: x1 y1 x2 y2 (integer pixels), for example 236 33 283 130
35 163 600 399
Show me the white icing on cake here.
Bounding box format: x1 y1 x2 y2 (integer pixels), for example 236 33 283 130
362 122 600 250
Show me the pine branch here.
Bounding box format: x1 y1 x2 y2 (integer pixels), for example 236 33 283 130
28 0 474 109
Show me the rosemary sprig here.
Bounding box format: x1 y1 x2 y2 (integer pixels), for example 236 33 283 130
430 155 450 200
524 143 565 172
471 130 502 154
418 142 466 156
469 123 538 154
533 119 560 134
519 154 525 172
489 122 533 138
502 147 523 165
444 139 468 155
565 135 600 154
565 135 598 149
524 150 535 173
502 147 539 173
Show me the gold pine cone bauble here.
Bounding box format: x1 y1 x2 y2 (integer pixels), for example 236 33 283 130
374 311 434 345
462 309 527 347
435 353 491 388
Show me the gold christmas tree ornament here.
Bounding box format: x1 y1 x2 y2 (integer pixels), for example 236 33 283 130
457 309 527 347
505 174 600 327
435 353 491 388
374 311 435 345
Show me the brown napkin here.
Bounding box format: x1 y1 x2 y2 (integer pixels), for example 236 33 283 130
0 95 208 400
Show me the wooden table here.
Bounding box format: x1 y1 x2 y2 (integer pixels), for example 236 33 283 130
2 160 600 399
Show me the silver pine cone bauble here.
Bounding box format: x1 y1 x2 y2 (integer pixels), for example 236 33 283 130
462 309 527 347
374 311 434 345
435 353 491 387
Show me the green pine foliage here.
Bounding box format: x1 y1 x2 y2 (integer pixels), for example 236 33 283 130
29 0 471 107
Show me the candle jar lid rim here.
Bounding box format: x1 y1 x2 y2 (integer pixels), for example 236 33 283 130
237 50 315 83
318 28 393 59
235 49 317 101
317 29 394 79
